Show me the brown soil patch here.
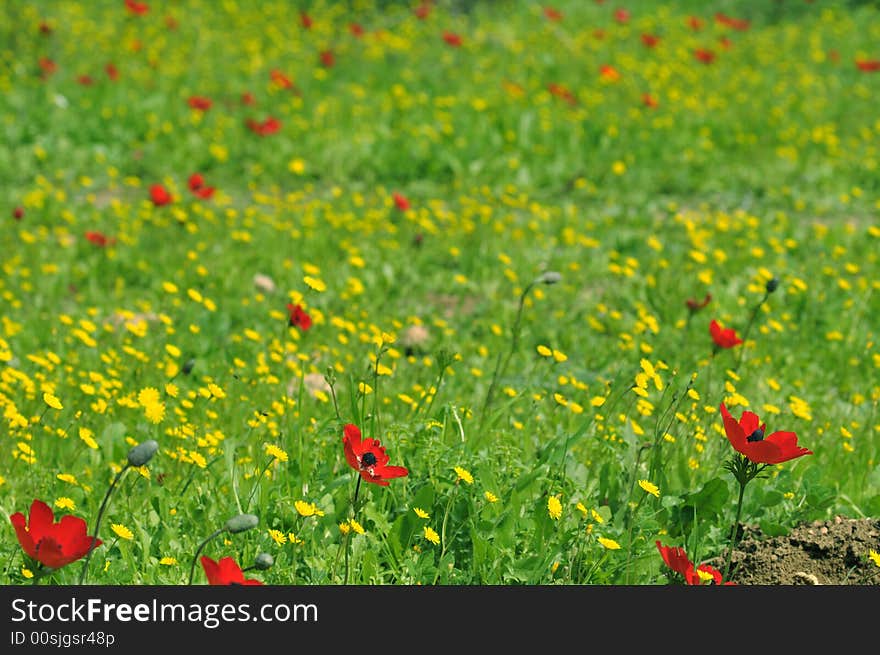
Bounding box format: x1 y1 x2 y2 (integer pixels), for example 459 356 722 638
717 517 880 585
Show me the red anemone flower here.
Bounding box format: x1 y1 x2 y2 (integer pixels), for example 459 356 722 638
13 206 24 220
599 64 620 81
11 499 102 570
686 292 711 312
39 57 57 78
614 8 631 24
286 303 312 331
392 192 411 211
715 13 750 31
641 33 660 48
350 23 365 38
709 319 742 349
188 173 215 199
76 74 94 86
656 542 734 585
105 63 119 81
642 93 658 108
548 82 577 106
150 184 173 206
543 7 563 21
342 424 409 486
125 0 149 16
694 48 716 64
320 49 336 68
270 69 294 90
414 2 432 20
687 16 704 31
300 11 313 29
720 403 812 465
856 59 880 72
246 117 281 136
188 96 213 111
443 31 463 47
241 91 256 106
85 231 116 247
200 556 263 585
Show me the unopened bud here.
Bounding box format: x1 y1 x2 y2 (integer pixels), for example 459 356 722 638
254 553 274 570
765 277 779 294
127 440 159 467
224 514 259 534
181 358 195 375
535 271 562 285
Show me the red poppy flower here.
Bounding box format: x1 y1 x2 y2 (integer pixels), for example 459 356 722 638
392 192 411 211
76 74 94 86
856 59 880 72
320 49 336 68
350 23 365 38
715 13 750 31
188 173 215 199
200 556 263 586
240 92 255 106
300 11 312 29
246 117 281 136
694 48 716 64
39 57 57 78
592 29 606 40
543 7 563 21
10 499 102 570
188 96 212 111
686 292 711 312
85 231 116 247
720 403 812 465
13 206 24 220
414 2 432 20
342 424 409 486
656 542 734 585
125 0 149 16
709 319 742 349
641 93 659 109
286 303 312 331
270 69 294 90
719 36 733 50
548 82 577 106
687 16 704 31
165 15 178 30
443 31 463 47
599 64 620 82
614 8 631 24
641 33 660 48
105 63 119 81
150 184 173 206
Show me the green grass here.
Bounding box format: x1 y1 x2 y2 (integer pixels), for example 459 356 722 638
1 0 878 586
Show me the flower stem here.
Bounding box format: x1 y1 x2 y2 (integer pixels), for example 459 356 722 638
343 475 363 585
188 528 225 585
735 292 769 372
79 464 130 584
723 477 748 582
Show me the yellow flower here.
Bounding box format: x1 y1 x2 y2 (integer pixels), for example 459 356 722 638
78 428 99 450
547 495 562 520
453 466 474 484
413 507 430 519
22 568 33 579
159 557 178 566
339 522 351 535
484 491 498 503
423 526 441 545
288 533 304 545
598 537 621 550
54 497 75 511
137 387 160 407
638 480 660 498
208 383 226 399
303 276 327 292
590 509 605 524
111 523 134 541
696 569 715 583
164 383 179 398
144 402 166 424
265 443 289 462
869 550 880 568
536 345 553 357
349 519 365 535
294 500 325 517
268 529 287 545
43 393 63 410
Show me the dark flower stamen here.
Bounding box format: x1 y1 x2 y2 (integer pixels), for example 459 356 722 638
361 452 378 467
746 428 765 443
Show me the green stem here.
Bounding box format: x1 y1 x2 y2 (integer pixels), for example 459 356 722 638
432 482 460 584
244 456 275 512
723 478 747 582
79 464 130 584
343 475 363 585
188 528 225 585
735 293 769 372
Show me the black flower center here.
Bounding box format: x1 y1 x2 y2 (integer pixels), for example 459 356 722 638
746 428 765 443
361 452 378 467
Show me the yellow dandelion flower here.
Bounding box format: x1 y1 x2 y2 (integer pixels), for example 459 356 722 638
144 402 166 424
137 387 160 407
638 480 660 498
57 473 78 485
303 276 327 292
54 497 75 511
869 550 880 568
265 443 289 462
413 507 430 519
547 495 563 520
423 526 441 545
79 428 99 450
339 522 351 535
536 345 553 357
349 519 365 535
268 529 287 545
484 491 499 503
207 383 226 399
453 466 474 484
288 533 304 545
165 383 179 398
575 502 588 518
43 393 63 410
22 568 34 579
294 500 325 517
590 509 605 524
111 524 134 541
598 537 621 550
159 557 178 566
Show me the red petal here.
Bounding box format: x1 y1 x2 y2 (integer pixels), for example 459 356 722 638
10 512 38 560
343 424 362 470
360 470 389 486
375 465 408 480
739 411 761 435
217 556 246 584
200 556 222 584
720 404 748 455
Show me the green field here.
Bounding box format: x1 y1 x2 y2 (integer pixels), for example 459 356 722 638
1 0 879 586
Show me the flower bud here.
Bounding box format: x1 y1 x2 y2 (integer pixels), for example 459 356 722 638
127 440 159 467
254 553 274 570
535 271 562 285
224 514 259 534
765 277 779 294
181 358 195 375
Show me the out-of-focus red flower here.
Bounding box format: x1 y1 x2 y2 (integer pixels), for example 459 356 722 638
828 50 840 63
188 173 216 199
656 542 734 585
241 91 256 106
856 59 880 72
188 96 213 111
320 49 336 68
11 499 102 570
543 6 563 21
200 556 263 586
85 231 116 247
720 403 813 465
599 64 620 82
686 293 711 312
593 29 606 40
76 74 94 86
614 8 631 24
687 15 704 31
270 69 294 90
300 11 312 29
39 21 53 35
719 36 733 50
342 424 409 487
246 117 281 136
150 184 173 206
392 192 411 211
715 13 750 31
641 33 660 48
125 0 149 16
13 207 24 220
105 63 119 81
548 82 577 106
442 31 462 47
165 15 178 30
38 57 57 78
414 2 432 20
286 303 312 331
709 319 741 349
350 23 365 38
694 48 716 64
642 93 658 108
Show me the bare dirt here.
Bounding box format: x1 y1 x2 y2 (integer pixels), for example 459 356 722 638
716 516 880 585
